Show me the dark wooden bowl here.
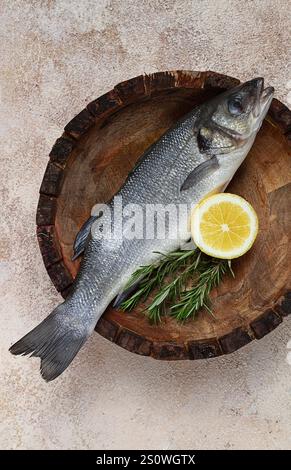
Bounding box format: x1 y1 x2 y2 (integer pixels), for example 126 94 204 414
37 70 291 360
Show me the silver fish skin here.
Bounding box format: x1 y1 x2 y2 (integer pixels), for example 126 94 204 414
10 78 274 380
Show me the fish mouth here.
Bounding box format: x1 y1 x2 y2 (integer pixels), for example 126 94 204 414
251 77 274 117
239 78 274 118
260 85 274 105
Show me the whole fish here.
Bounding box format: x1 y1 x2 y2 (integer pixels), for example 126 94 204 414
10 78 274 380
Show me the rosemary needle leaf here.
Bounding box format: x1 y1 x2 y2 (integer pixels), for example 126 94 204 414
121 248 234 323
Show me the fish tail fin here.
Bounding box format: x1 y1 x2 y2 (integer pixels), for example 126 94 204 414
9 304 88 381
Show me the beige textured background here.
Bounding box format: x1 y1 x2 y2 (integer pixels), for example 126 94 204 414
1 0 291 450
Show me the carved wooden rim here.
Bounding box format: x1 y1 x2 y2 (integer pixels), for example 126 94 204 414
36 70 291 360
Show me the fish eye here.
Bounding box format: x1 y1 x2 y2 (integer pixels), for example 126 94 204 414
228 98 243 116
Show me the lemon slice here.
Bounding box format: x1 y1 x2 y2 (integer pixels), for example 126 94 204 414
191 193 258 259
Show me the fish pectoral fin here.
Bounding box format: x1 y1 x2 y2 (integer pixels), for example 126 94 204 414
180 156 220 191
72 215 99 261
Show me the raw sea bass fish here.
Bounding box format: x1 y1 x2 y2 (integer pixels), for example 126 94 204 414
10 78 274 381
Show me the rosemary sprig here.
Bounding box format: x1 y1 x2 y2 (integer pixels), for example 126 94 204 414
170 258 232 321
121 249 234 323
120 250 198 312
146 251 201 323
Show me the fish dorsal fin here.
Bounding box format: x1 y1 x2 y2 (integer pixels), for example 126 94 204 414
72 215 98 260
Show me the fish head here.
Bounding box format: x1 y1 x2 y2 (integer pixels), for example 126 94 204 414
197 77 274 156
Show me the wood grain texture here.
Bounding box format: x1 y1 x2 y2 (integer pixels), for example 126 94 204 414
36 70 291 360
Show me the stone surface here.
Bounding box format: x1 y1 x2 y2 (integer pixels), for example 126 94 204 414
0 0 291 450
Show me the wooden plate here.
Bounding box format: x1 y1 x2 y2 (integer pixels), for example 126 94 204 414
36 70 291 360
